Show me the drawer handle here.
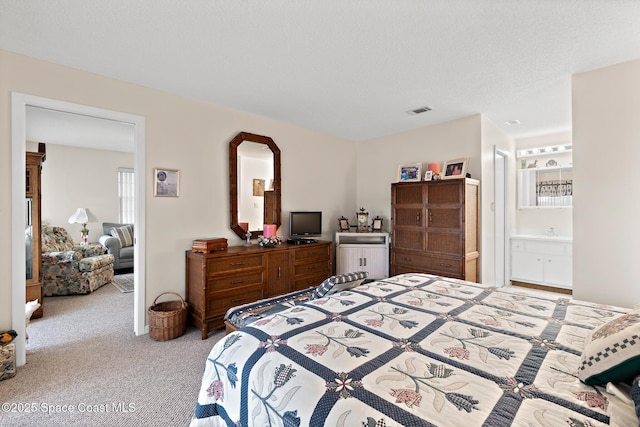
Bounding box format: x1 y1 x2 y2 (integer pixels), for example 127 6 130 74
231 280 245 285
416 212 421 224
428 211 433 224
230 298 245 304
439 263 452 267
229 262 245 266
278 266 281 279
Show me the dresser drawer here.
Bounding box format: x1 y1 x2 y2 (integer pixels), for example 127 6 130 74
293 245 330 263
207 287 263 316
207 271 264 293
294 260 329 277
423 255 463 276
392 251 462 277
207 254 263 274
392 250 432 270
292 274 326 291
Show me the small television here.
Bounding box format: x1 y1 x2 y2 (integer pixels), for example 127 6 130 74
289 211 322 237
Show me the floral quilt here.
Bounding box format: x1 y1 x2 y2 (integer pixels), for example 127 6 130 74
190 273 633 427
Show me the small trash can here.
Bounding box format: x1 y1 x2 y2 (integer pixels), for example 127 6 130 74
148 292 187 341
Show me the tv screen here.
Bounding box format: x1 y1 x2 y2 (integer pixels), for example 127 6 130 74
289 211 322 237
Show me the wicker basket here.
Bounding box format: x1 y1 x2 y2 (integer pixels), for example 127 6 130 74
148 292 187 341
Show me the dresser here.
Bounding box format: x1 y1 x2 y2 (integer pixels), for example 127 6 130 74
390 179 479 281
186 241 332 339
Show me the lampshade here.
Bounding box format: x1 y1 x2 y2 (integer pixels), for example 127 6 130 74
68 208 98 225
427 163 441 174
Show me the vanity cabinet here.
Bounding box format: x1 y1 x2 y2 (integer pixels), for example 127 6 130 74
510 237 572 289
335 232 389 279
390 179 479 281
186 241 331 338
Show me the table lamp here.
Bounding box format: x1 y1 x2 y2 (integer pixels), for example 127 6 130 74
68 208 97 245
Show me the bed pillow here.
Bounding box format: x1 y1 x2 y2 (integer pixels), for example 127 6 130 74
310 271 369 300
632 375 640 420
577 309 640 386
110 225 134 248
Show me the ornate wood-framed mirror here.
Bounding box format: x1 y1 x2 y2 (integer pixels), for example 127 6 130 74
229 131 281 240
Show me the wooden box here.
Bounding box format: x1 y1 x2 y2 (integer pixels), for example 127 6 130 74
192 238 228 253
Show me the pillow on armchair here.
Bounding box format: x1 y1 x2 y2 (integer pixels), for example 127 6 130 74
110 225 134 248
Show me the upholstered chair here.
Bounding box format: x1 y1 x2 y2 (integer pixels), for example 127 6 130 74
41 225 114 296
98 223 134 271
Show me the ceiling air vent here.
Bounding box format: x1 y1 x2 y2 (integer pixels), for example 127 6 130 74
407 106 432 115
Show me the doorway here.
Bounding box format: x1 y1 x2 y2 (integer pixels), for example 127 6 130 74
11 93 146 366
494 147 509 287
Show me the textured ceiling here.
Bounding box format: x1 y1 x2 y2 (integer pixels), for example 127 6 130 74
2 0 640 144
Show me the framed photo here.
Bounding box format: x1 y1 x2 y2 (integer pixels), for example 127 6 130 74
424 170 433 181
397 163 422 182
252 178 265 196
371 216 383 232
154 168 180 197
442 158 468 179
338 216 350 232
356 208 369 232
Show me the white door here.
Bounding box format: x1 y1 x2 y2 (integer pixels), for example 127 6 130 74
494 147 509 286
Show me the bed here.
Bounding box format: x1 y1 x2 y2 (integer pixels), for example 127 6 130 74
190 273 640 426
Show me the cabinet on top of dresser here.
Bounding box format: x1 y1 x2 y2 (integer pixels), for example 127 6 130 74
186 240 331 339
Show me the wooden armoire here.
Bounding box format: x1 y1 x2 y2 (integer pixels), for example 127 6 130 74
390 178 479 282
26 149 45 318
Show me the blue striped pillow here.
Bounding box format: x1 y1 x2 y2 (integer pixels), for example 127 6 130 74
310 271 369 300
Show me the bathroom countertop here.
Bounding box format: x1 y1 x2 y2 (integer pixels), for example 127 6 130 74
510 234 573 243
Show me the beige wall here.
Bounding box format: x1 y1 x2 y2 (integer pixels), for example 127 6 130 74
356 114 483 227
0 50 356 332
572 59 640 308
27 143 135 241
356 115 491 278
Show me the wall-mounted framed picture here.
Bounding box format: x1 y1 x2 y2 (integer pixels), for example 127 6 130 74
424 170 433 181
154 168 180 197
442 158 468 179
338 216 350 232
397 163 422 182
253 178 265 196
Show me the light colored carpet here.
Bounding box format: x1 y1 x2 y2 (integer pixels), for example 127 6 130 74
0 284 225 426
112 273 134 293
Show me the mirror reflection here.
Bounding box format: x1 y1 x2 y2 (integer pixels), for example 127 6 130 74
237 142 274 233
229 132 281 240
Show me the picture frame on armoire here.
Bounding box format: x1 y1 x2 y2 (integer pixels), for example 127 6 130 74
397 163 422 182
442 158 468 179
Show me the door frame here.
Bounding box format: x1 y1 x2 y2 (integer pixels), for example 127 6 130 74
11 93 146 366
493 146 509 287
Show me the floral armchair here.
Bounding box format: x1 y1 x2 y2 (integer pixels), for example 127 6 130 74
41 225 115 296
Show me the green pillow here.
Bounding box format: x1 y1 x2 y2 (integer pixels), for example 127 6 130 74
577 308 640 386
